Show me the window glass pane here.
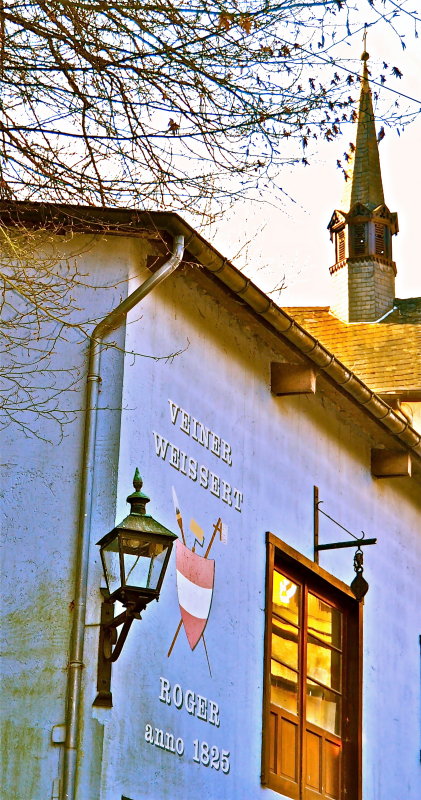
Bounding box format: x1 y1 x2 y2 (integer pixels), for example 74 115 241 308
273 571 300 625
272 620 299 671
102 541 121 596
124 544 168 590
307 636 341 691
144 546 168 589
306 680 341 736
271 660 298 714
307 593 342 649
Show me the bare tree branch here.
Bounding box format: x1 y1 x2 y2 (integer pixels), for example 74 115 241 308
0 1 418 213
0 1 419 437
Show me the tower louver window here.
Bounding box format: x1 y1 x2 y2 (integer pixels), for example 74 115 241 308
336 230 345 261
351 223 366 256
374 223 388 256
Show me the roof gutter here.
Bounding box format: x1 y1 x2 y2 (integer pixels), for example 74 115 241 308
205 259 421 462
1 201 419 461
61 235 185 800
151 216 421 464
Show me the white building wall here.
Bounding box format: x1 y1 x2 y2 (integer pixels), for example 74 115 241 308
0 234 136 800
1 235 420 800
85 253 420 800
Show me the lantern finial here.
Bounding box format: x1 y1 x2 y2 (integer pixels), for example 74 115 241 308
133 467 143 492
127 468 150 514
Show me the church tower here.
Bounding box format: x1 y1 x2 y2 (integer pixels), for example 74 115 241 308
328 49 399 322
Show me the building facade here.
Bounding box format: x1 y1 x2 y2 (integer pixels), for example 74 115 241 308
1 55 420 800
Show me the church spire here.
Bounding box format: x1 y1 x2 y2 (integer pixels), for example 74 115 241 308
327 47 399 323
341 49 385 212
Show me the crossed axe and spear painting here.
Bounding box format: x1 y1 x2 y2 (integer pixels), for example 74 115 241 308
167 487 227 676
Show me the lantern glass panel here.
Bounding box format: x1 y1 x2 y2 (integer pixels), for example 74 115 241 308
121 536 169 590
102 538 122 596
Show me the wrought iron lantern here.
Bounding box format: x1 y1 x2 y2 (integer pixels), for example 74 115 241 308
93 469 177 707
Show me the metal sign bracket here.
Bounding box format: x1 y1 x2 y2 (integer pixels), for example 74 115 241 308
313 486 377 601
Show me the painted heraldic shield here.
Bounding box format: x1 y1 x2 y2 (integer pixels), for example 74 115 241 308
176 540 215 650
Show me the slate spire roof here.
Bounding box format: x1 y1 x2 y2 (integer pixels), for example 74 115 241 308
341 50 385 212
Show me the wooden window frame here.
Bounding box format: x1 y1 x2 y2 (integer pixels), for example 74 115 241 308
262 533 363 800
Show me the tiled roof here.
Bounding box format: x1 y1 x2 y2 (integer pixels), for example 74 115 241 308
383 298 421 324
284 304 421 395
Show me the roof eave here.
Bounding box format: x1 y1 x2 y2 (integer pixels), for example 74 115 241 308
2 200 420 472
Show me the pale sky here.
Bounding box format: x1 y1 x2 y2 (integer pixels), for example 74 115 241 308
209 18 421 308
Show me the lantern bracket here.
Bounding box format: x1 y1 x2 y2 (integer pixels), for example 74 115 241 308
93 590 147 708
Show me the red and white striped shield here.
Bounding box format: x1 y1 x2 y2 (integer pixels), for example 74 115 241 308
176 540 215 650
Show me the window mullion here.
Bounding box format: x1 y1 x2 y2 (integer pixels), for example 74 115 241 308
299 582 308 799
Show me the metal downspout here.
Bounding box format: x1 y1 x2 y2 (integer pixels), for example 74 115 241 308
61 235 185 800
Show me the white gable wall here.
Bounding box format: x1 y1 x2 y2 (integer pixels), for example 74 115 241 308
89 253 420 800
1 235 420 800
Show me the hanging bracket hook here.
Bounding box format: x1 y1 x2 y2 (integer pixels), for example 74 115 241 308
313 486 375 600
